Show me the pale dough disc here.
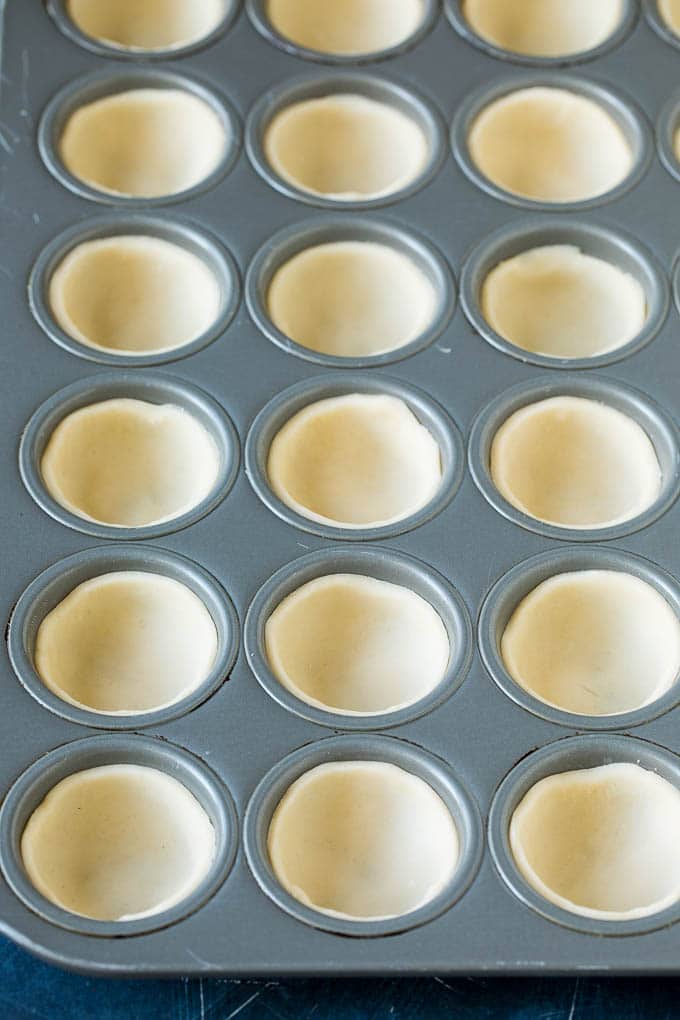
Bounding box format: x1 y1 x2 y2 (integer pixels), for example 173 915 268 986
510 763 680 920
481 245 647 359
490 395 661 529
268 761 459 920
266 0 425 56
468 87 633 203
66 0 226 51
21 764 215 922
59 89 227 199
35 571 219 715
462 0 624 57
659 0 680 36
41 398 221 528
267 241 438 358
267 393 442 529
49 236 223 356
501 570 680 716
263 94 430 201
265 573 450 715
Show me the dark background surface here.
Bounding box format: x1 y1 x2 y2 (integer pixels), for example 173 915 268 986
1 938 677 1020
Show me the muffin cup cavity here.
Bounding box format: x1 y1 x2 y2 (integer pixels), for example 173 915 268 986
8 545 239 729
30 216 240 367
489 735 680 935
656 88 680 186
246 74 445 209
20 373 239 540
0 735 237 936
447 0 636 65
245 374 464 541
452 76 650 210
460 219 668 369
246 218 455 368
48 0 237 58
469 374 680 542
247 0 437 63
479 547 680 729
39 69 240 206
245 546 472 729
244 735 482 936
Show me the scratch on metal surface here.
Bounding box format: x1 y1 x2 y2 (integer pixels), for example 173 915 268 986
437 345 452 354
19 48 32 129
567 977 580 1020
199 978 206 1020
186 947 214 970
225 989 263 1019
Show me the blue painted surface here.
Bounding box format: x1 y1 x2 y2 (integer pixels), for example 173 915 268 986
0 939 678 1019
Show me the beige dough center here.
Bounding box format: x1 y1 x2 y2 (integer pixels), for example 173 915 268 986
35 571 219 715
41 398 221 528
268 761 459 920
266 0 425 55
481 245 647 359
468 87 633 203
267 241 438 358
21 764 215 921
59 88 227 199
49 235 223 356
66 0 227 51
501 570 680 716
490 395 661 529
267 393 443 529
461 0 625 57
265 573 450 715
264 94 429 201
510 763 680 920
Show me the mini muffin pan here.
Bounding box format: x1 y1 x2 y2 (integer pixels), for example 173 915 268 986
2 0 680 978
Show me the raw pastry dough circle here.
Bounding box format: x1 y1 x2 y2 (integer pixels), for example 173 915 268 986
461 0 625 58
501 570 680 716
59 88 228 199
41 398 221 528
265 573 450 715
263 94 430 201
35 571 219 715
468 87 633 203
265 0 425 56
268 760 459 920
267 241 438 358
49 236 223 356
21 764 215 921
490 395 661 529
659 0 680 37
510 763 680 920
267 393 443 529
481 244 647 359
66 0 227 52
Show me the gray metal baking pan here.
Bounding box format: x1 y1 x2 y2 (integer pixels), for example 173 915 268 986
1 0 680 976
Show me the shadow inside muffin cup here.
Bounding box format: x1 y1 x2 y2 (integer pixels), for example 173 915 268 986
20 373 240 541
460 219 668 368
247 0 437 63
0 735 237 936
448 0 635 63
30 216 240 367
49 0 237 57
39 69 240 205
452 76 650 210
245 374 464 541
469 375 680 542
246 74 445 209
244 546 472 728
8 545 239 729
479 546 680 729
246 218 455 367
244 735 482 936
489 735 680 935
